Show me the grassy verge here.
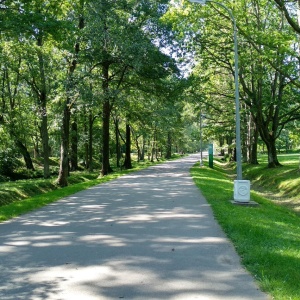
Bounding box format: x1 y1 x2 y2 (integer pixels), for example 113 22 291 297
0 155 183 222
243 154 300 211
191 160 300 300
0 171 129 222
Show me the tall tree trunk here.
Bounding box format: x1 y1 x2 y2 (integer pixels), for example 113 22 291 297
150 134 155 163
147 138 151 161
57 5 84 186
140 137 145 161
249 121 259 165
131 127 141 162
100 60 113 176
165 131 172 159
134 136 141 162
101 97 112 176
219 137 225 156
15 140 35 170
40 109 50 178
227 136 233 158
88 112 94 172
123 123 132 169
83 111 89 169
37 37 50 179
257 109 281 168
57 103 70 187
33 143 39 159
246 112 251 162
266 138 281 168
70 116 78 171
114 117 121 168
242 107 248 163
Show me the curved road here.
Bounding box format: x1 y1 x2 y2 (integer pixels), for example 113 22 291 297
0 154 269 299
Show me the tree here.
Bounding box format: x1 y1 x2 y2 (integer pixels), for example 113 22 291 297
273 0 300 34
237 0 300 167
57 0 85 186
0 51 35 170
5 0 73 179
166 0 300 167
84 0 178 176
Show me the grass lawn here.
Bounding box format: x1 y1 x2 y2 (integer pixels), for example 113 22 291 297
191 154 300 300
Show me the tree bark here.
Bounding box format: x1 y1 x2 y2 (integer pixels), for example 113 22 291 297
15 140 35 170
70 117 78 171
57 103 70 187
114 117 121 168
219 137 225 156
57 4 84 185
266 138 282 168
150 134 155 163
249 121 259 165
101 97 112 176
134 135 141 162
100 59 113 176
140 136 145 161
37 36 50 179
123 123 132 169
88 112 94 172
226 136 233 159
242 107 248 163
83 111 89 169
165 131 172 159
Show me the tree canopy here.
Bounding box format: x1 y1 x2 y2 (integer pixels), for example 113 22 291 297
1 0 300 184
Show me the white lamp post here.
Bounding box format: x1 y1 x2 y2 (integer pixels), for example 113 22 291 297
199 111 203 166
189 0 251 203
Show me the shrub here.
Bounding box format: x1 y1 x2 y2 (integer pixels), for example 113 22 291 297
0 149 22 177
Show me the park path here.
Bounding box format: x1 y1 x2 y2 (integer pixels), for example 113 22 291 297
0 154 269 300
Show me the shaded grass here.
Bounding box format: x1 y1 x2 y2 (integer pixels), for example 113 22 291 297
0 172 122 222
191 161 300 300
0 180 56 206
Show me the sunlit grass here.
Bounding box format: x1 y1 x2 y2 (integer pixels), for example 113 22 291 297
257 153 299 165
191 160 300 300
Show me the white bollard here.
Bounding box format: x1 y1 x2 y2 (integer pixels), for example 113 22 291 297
234 180 250 202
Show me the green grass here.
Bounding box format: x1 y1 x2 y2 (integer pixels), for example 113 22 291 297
0 171 123 222
191 159 300 300
243 154 300 211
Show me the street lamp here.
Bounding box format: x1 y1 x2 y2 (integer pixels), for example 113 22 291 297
199 111 203 166
189 0 251 203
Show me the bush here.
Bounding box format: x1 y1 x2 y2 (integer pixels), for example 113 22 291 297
0 175 10 182
0 149 22 177
11 168 44 180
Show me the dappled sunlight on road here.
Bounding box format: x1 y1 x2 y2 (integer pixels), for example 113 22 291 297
0 154 268 300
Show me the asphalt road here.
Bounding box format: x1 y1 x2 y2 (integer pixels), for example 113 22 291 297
0 154 270 300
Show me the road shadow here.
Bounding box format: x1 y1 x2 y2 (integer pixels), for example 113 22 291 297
0 155 268 299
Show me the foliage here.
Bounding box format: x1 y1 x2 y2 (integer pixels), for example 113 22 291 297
1 0 300 187
0 149 22 178
164 0 300 167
